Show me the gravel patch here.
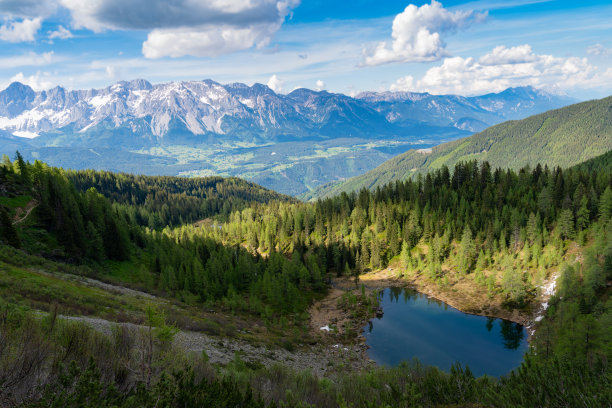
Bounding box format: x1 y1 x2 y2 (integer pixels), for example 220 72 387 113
56 314 369 377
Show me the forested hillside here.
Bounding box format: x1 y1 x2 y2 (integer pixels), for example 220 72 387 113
0 153 323 318
1 151 610 407
67 170 293 228
307 96 612 200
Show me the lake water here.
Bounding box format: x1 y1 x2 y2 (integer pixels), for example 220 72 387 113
363 287 528 377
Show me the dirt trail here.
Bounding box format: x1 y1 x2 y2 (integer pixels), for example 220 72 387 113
12 200 38 225
309 286 346 334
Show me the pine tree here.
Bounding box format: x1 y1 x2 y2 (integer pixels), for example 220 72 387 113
502 267 525 305
360 238 370 269
388 220 400 256
575 195 590 231
14 151 30 186
558 208 575 239
598 186 612 221
370 238 381 269
85 221 104 261
0 206 20 248
458 226 475 274
400 241 411 271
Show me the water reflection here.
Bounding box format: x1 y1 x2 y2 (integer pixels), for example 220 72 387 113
486 317 495 332
500 320 525 350
364 287 528 376
378 287 524 350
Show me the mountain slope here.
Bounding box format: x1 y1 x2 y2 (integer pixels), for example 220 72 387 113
306 96 612 200
0 80 574 196
569 148 612 173
357 86 574 132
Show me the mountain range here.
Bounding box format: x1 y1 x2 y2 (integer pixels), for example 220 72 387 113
0 79 574 195
305 95 612 200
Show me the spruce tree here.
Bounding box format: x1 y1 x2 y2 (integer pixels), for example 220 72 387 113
0 206 20 248
575 195 590 231
400 241 411 272
458 226 475 274
598 187 612 221
14 151 30 186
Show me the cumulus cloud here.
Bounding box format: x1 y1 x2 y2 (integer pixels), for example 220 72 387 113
391 45 605 95
142 23 281 58
315 79 325 91
479 44 538 65
0 18 42 42
587 43 612 57
267 74 283 93
391 75 414 91
48 25 73 40
9 72 53 90
59 0 299 58
363 1 486 66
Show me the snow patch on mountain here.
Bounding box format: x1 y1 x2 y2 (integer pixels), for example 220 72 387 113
0 80 575 146
12 130 39 138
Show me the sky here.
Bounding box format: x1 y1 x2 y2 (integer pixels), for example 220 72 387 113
0 0 611 99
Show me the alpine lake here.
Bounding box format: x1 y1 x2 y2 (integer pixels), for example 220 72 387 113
363 287 528 377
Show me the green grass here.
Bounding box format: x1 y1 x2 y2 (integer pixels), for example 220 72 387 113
103 259 155 287
0 250 254 340
0 261 150 318
0 194 32 209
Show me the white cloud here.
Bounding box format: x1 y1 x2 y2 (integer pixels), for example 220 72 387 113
391 45 606 95
9 72 54 90
48 25 73 40
142 23 280 58
0 51 54 68
363 1 486 66
479 44 538 65
587 43 612 57
315 79 325 91
59 0 300 58
390 75 414 92
0 18 41 42
267 74 283 93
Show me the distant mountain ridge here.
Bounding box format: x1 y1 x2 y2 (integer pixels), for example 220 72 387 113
304 96 612 200
356 86 572 133
0 79 574 195
0 80 573 141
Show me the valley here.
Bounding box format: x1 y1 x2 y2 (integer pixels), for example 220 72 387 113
0 80 572 196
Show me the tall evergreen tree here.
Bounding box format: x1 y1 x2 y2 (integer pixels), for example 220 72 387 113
0 206 20 248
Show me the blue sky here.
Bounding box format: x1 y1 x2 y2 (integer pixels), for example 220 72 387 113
0 0 611 99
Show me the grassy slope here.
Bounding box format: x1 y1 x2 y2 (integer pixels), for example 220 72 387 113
306 96 612 200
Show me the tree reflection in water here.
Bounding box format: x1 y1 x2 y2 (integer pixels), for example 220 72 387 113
486 317 495 332
500 320 524 350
